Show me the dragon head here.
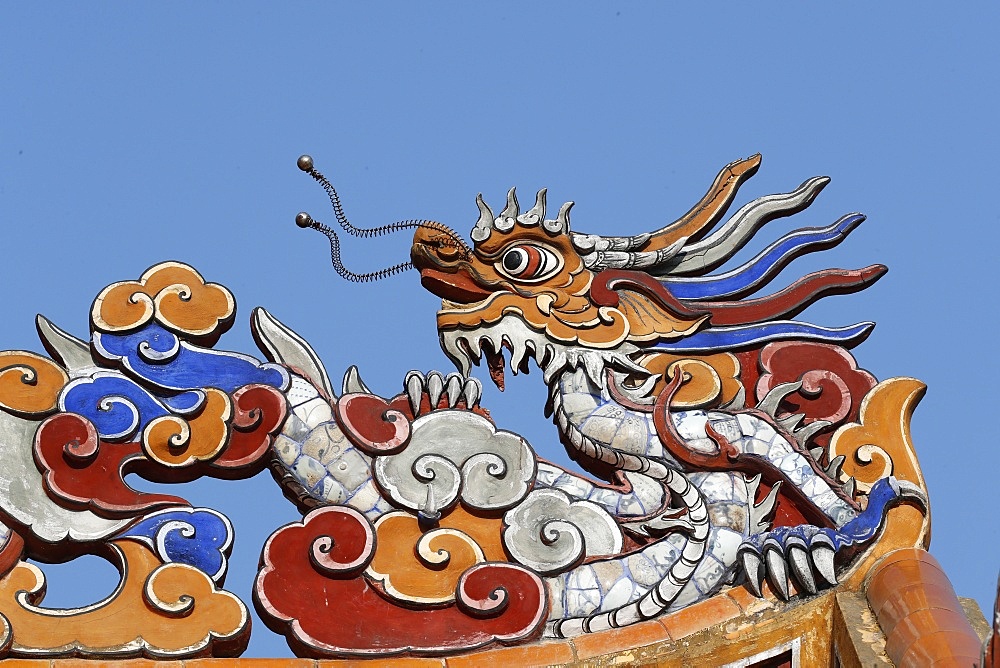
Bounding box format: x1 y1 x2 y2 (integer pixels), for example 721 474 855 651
411 157 761 391
413 154 884 392
293 153 883 394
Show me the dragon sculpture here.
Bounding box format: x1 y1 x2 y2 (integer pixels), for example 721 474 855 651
0 154 931 659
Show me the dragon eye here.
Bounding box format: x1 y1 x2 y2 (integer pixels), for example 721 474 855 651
496 244 563 282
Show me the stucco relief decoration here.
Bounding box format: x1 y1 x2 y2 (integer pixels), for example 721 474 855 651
0 153 937 659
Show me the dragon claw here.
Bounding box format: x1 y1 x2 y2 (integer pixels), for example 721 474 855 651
738 525 843 600
403 370 482 416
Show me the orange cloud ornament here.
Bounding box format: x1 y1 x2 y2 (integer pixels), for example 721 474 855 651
92 261 236 344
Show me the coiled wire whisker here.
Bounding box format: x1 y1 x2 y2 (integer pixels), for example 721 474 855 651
297 154 472 259
296 214 414 283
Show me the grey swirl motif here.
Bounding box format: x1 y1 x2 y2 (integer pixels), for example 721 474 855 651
374 411 536 515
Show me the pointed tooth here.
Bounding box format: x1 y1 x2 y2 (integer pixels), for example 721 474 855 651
509 340 528 372
445 374 463 408
757 380 803 416
462 377 482 407
524 339 537 362
467 336 483 359
764 546 790 600
842 477 856 498
740 550 765 598
442 334 473 377
544 352 568 385
811 544 837 587
342 366 372 394
543 399 554 419
544 385 559 418
809 446 825 461
605 352 649 376
825 455 846 478
787 544 817 595
405 371 425 416
500 335 514 374
540 344 555 368
426 372 444 407
488 334 503 358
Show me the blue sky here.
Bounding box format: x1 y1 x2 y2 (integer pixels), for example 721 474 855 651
2 3 998 658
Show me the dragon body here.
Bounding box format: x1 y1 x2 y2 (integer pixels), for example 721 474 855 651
0 155 927 658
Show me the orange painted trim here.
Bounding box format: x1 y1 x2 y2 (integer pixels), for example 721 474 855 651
865 548 982 666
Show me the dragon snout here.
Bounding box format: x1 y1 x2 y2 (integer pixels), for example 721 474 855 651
411 226 464 269
411 227 495 304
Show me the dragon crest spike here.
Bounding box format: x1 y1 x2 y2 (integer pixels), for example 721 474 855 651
554 201 574 234
523 188 547 227
495 187 518 232
471 193 495 242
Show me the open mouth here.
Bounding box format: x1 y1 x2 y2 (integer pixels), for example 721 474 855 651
439 317 653 397
439 319 559 391
467 336 538 392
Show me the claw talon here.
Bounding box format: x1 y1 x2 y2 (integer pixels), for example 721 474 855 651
445 373 463 407
463 377 482 407
740 548 765 598
761 537 790 600
426 371 444 407
405 370 425 416
811 543 837 587
787 542 817 595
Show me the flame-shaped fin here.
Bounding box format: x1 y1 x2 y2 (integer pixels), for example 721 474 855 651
652 320 875 353
663 214 866 299
690 265 887 326
641 154 762 251
251 307 334 400
36 315 91 373
342 365 372 395
661 175 830 276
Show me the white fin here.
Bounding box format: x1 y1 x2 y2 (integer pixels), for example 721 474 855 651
35 315 92 372
252 307 335 399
